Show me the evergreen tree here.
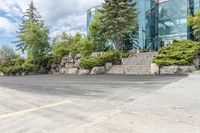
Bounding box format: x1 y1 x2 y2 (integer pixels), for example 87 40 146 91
99 0 138 51
89 15 106 51
188 11 200 41
16 1 49 66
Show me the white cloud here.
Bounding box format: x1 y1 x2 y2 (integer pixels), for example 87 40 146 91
34 0 104 36
0 17 17 36
0 0 104 38
0 0 28 16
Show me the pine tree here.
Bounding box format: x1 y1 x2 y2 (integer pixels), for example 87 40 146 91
99 0 138 51
16 1 49 66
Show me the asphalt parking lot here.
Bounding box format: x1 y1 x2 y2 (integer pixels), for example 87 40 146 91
0 74 185 97
0 74 199 133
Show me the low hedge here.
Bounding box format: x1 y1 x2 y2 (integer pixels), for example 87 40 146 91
0 63 39 75
153 40 200 66
0 66 23 75
80 51 120 69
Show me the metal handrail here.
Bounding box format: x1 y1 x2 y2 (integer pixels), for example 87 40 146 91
146 42 152 50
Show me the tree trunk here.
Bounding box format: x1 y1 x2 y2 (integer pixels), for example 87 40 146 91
114 36 122 51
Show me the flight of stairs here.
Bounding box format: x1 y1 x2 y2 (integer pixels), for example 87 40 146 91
106 52 158 75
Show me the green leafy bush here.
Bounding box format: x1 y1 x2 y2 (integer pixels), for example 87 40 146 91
22 63 39 72
153 40 200 66
76 38 96 57
52 42 71 63
80 51 120 69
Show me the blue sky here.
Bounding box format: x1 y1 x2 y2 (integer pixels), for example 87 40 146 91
0 0 103 49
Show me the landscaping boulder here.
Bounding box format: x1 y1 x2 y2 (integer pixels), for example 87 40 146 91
61 56 68 65
78 69 90 75
60 68 68 74
16 73 21 76
61 55 73 65
21 72 28 76
74 59 81 68
74 54 81 59
51 63 58 69
179 66 196 73
91 52 103 57
65 63 75 68
0 72 4 76
151 63 159 75
50 68 59 74
160 65 196 74
91 67 105 75
28 72 38 75
193 57 200 68
160 65 179 74
68 68 78 75
105 62 112 70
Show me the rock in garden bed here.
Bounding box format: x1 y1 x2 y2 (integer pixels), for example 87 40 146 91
78 69 90 75
91 67 105 75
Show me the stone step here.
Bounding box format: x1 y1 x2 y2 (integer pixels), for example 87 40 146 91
123 52 158 66
59 52 159 75
124 65 150 75
107 52 158 75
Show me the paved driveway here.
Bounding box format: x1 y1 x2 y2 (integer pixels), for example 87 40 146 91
0 74 199 133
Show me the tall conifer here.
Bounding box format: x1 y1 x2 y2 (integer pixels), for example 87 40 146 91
16 1 49 66
100 0 138 50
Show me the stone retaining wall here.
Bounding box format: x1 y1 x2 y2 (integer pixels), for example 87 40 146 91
151 63 197 75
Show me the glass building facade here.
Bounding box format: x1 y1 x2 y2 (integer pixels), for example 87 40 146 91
87 5 102 33
157 0 191 48
87 0 200 51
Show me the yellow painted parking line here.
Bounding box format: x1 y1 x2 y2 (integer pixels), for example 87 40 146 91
0 100 71 120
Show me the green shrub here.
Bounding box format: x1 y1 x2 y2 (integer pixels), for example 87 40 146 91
121 52 135 58
76 38 96 57
22 63 39 72
80 51 120 69
0 66 23 75
153 40 200 66
0 63 39 75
